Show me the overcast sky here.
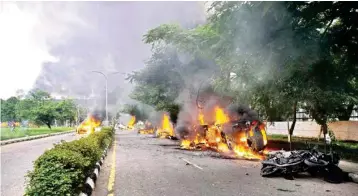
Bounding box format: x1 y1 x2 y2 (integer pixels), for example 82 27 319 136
0 1 206 100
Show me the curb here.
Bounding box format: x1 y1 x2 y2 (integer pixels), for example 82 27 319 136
0 130 75 146
79 145 111 196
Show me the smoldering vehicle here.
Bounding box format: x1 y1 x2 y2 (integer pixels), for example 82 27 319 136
176 104 268 158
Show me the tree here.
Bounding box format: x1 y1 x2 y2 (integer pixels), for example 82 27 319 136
126 46 213 123
30 102 58 129
15 98 36 121
1 97 20 121
121 104 148 122
134 1 358 149
15 89 76 129
55 99 77 125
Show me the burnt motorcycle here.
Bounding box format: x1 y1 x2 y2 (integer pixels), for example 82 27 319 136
260 148 346 183
222 120 268 152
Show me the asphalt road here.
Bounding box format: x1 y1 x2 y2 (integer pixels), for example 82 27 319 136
94 130 358 196
0 133 82 196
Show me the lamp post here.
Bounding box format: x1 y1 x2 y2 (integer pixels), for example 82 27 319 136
91 71 125 125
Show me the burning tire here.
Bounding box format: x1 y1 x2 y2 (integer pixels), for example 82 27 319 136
260 165 280 177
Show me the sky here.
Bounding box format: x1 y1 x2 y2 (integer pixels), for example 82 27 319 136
0 2 59 99
0 1 206 100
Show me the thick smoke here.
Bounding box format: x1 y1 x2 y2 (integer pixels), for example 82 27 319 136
9 1 207 115
172 2 319 139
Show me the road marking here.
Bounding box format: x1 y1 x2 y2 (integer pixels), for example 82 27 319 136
107 140 116 196
181 158 204 170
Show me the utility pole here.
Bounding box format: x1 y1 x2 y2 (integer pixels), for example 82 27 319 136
91 71 125 126
77 105 80 125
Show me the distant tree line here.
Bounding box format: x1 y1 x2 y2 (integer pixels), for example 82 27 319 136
1 89 77 129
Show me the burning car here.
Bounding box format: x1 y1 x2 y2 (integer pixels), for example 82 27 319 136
76 114 101 135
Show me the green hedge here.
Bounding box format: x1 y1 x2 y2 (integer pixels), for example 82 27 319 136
25 126 115 196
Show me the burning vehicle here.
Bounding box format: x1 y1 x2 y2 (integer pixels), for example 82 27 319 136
138 120 155 134
155 114 177 139
177 104 268 160
260 149 349 183
126 115 136 130
76 114 101 135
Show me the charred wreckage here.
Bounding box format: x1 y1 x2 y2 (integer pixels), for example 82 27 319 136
260 148 353 183
137 103 355 184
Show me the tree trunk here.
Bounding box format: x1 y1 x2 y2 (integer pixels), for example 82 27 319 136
288 101 297 151
46 122 52 130
318 126 322 141
287 120 291 150
337 104 354 121
322 123 328 153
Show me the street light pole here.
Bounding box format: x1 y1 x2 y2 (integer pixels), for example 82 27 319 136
91 71 125 126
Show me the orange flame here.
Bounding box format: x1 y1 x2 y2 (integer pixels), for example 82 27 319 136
180 140 192 149
138 121 155 134
214 106 229 125
156 114 174 138
179 105 269 160
139 129 154 134
231 127 265 160
218 142 229 152
77 115 101 135
198 111 205 125
260 123 268 146
127 116 136 129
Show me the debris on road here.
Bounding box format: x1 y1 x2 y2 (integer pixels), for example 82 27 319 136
181 158 204 170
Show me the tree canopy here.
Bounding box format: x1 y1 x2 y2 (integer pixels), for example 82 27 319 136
1 89 78 129
128 1 357 136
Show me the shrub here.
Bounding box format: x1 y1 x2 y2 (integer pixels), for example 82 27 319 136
25 127 114 196
54 138 102 175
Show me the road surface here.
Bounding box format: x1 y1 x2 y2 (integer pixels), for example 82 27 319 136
0 133 82 196
94 130 358 196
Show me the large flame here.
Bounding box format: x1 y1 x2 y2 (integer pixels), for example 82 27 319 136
127 116 136 129
181 106 228 149
198 110 205 125
156 114 174 138
179 105 268 160
76 115 101 135
230 131 264 160
260 123 268 146
214 106 229 125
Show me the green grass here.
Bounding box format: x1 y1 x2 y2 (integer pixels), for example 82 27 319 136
268 134 358 149
267 134 358 162
0 127 74 141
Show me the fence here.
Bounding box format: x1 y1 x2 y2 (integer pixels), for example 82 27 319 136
294 107 358 121
266 121 358 141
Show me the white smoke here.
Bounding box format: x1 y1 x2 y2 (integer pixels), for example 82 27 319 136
0 2 88 99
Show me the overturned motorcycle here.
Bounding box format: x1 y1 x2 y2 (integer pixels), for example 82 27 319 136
260 149 349 183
